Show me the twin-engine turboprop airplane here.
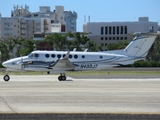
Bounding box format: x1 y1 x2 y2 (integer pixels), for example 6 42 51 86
2 33 157 81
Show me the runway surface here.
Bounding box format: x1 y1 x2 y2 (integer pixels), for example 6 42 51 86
0 75 160 119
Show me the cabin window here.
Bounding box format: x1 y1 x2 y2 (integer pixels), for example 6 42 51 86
34 53 39 58
100 55 103 59
51 54 55 58
82 55 85 58
45 54 50 58
74 55 78 59
69 54 72 59
57 54 61 58
63 54 66 58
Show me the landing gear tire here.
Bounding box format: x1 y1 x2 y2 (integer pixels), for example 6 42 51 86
3 75 10 82
58 75 66 81
58 76 62 81
62 76 66 81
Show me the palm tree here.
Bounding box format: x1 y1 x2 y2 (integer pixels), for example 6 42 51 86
45 33 67 51
0 39 9 61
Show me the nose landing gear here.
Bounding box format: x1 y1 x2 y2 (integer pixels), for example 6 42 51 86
3 75 10 81
3 69 10 81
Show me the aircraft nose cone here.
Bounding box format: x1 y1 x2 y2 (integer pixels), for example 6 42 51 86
2 62 6 67
2 61 8 67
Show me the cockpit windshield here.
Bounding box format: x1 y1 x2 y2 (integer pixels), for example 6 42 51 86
28 53 33 58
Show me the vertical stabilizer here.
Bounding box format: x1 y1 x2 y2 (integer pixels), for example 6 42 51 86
125 34 156 57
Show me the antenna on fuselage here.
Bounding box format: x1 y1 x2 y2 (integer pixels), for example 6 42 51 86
20 55 24 74
73 48 76 52
53 44 56 51
84 49 88 52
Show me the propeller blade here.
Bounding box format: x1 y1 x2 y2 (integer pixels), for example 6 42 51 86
20 56 24 74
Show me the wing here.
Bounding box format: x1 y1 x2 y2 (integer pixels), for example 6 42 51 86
49 51 75 70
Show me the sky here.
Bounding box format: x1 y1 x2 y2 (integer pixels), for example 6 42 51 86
0 0 159 31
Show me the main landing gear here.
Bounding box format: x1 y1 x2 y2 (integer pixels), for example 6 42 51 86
47 72 67 81
58 73 66 81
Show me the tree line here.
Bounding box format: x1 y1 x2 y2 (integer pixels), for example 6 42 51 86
0 32 101 61
0 37 35 62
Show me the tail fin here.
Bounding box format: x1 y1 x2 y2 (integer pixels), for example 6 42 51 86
124 34 157 57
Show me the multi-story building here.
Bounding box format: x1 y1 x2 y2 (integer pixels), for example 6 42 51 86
0 17 20 39
0 17 51 39
0 5 77 39
0 13 1 38
64 10 77 32
31 6 77 32
83 17 158 50
158 25 160 32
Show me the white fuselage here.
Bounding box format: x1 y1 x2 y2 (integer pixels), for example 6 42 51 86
2 50 142 72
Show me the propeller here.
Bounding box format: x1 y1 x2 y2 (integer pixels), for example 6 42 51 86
20 56 24 74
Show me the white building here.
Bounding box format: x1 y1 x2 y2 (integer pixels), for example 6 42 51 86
83 17 158 50
0 5 77 40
